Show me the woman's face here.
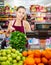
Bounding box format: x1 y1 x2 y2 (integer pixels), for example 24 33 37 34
16 8 26 20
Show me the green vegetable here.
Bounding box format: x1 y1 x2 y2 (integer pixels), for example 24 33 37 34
9 31 27 52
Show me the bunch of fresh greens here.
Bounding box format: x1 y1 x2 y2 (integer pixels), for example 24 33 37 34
9 31 27 52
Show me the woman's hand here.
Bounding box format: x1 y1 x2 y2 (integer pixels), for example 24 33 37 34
10 27 15 32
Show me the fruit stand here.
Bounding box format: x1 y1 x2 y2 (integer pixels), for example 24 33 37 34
0 30 51 65
0 47 51 65
0 1 51 65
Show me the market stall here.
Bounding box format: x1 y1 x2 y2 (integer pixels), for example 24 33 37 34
0 0 51 65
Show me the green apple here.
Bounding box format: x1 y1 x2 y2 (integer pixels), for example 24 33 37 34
0 57 7 61
5 60 11 65
7 54 11 58
11 49 16 53
1 62 6 65
16 56 21 61
12 60 17 64
0 57 3 61
1 52 6 56
7 57 12 62
15 50 20 54
22 57 26 61
6 50 11 54
18 53 22 57
11 53 17 59
3 57 7 61
0 61 1 65
18 61 23 65
0 49 4 52
0 52 1 55
19 61 23 64
13 63 18 65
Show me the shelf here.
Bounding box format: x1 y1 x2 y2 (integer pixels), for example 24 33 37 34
26 31 51 39
31 12 46 14
35 22 51 24
31 11 51 13
0 18 16 21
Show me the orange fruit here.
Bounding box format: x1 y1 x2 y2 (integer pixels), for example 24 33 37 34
34 64 36 65
44 50 51 59
38 63 44 65
25 57 35 65
34 50 41 58
35 58 41 64
28 50 33 55
41 50 46 57
28 54 34 58
22 51 28 57
48 59 51 65
41 57 48 64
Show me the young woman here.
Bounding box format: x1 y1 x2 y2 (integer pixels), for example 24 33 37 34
7 6 31 33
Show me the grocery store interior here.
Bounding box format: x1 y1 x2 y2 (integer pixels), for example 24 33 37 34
0 0 51 65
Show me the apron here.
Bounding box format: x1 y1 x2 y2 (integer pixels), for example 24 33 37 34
12 20 28 48
12 20 24 33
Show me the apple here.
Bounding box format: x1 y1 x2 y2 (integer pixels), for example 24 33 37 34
1 52 6 56
18 53 22 57
0 57 7 61
22 57 26 61
15 50 20 54
11 49 16 53
0 52 1 56
18 61 23 65
1 62 6 65
3 57 7 61
0 61 1 65
0 57 3 61
12 60 17 64
7 54 11 58
19 61 23 64
11 53 17 59
6 50 11 54
0 49 3 52
5 60 11 65
0 48 25 65
7 57 12 62
13 63 18 65
16 56 21 61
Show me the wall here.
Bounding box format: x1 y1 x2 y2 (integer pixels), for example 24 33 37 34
4 0 51 7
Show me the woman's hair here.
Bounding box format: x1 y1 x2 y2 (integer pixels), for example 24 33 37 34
16 6 26 11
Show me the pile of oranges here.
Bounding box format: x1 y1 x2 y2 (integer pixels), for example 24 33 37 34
22 49 51 65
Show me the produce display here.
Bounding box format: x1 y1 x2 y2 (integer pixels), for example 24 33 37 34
0 47 51 65
22 49 51 65
30 5 46 12
0 47 26 65
9 31 27 52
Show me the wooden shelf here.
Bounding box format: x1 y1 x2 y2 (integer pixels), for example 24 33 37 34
26 31 51 39
0 18 16 20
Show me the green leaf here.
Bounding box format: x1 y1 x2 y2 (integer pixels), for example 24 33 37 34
9 31 27 51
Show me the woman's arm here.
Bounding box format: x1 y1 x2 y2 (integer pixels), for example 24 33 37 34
5 21 12 37
7 20 12 33
7 20 15 33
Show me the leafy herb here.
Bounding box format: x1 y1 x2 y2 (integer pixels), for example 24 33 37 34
9 31 27 52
